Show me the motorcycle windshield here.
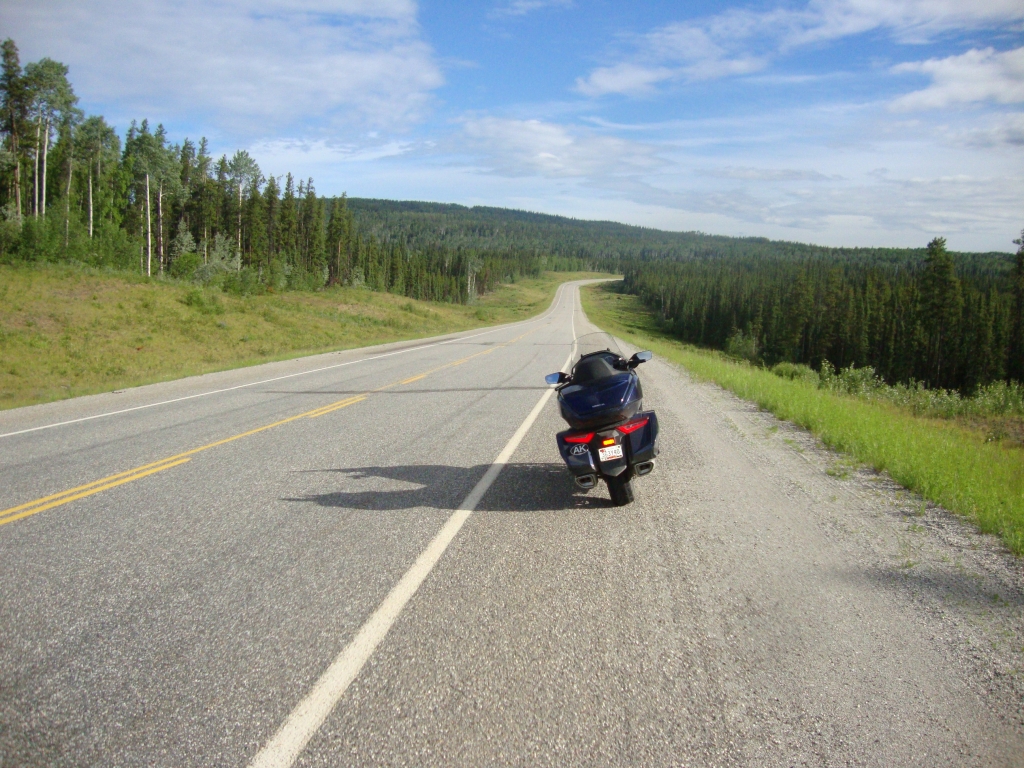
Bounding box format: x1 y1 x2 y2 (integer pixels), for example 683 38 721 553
571 332 622 368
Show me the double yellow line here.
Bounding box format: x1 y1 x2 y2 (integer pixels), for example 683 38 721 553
0 396 369 528
305 395 368 419
0 328 537 529
0 456 193 527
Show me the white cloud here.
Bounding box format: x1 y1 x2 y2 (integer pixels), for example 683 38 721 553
698 166 840 182
575 64 674 97
458 117 663 178
491 0 573 18
891 47 1024 111
950 113 1024 147
796 0 1024 45
250 138 413 178
1 0 443 136
575 0 1024 97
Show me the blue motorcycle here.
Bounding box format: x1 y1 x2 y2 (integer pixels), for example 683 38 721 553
546 333 659 506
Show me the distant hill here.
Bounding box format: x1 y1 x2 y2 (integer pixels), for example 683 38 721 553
345 198 1012 279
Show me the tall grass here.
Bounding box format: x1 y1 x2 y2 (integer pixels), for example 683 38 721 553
769 360 1024 421
582 284 1024 556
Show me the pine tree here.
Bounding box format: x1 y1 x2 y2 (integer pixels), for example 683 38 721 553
277 173 298 270
919 237 963 387
1 39 27 222
1009 230 1024 382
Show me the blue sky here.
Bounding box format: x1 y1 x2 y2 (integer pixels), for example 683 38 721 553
4 0 1023 250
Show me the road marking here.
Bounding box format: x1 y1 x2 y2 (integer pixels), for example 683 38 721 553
0 322 546 527
305 396 368 419
247 337 577 768
0 283 574 441
397 374 427 385
0 458 191 527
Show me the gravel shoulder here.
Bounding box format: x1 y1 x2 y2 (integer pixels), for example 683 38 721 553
632 347 1024 765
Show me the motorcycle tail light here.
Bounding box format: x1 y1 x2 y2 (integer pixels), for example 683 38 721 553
616 417 649 435
601 438 615 446
564 433 593 444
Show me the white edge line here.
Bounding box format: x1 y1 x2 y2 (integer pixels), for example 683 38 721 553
0 283 574 440
247 288 579 768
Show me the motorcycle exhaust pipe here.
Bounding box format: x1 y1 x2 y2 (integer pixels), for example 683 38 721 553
634 460 655 477
575 474 597 490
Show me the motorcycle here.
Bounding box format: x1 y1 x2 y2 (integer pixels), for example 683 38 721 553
545 332 659 506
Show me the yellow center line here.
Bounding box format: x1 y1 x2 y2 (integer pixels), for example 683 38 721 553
0 455 197 518
305 396 368 419
0 458 191 527
398 374 427 385
1 325 544 527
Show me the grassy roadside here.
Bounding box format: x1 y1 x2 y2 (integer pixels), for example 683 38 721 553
0 265 615 410
581 281 1024 556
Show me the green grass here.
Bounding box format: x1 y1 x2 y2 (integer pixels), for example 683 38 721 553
0 264 615 410
581 282 1024 556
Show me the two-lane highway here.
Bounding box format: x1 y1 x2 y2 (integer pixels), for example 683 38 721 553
3 280 1023 767
0 282 582 766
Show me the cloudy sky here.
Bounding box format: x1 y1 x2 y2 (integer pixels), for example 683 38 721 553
4 0 1023 251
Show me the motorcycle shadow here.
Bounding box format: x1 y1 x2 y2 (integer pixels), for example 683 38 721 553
288 462 614 512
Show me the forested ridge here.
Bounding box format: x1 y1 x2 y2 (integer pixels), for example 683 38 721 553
1 38 1020 391
623 236 1024 391
343 200 1023 391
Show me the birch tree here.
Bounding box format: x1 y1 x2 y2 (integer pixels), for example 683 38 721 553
150 125 181 274
23 57 76 218
76 116 118 238
58 104 84 248
227 149 260 268
124 120 161 275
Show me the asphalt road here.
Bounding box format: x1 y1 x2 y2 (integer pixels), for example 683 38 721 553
1 280 1022 767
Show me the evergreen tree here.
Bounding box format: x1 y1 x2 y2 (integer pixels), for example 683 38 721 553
1010 230 1024 382
1 39 28 221
919 237 963 387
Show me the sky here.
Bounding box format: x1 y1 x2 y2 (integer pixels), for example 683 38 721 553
3 0 1023 251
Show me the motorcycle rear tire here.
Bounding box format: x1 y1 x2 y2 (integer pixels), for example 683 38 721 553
607 474 635 506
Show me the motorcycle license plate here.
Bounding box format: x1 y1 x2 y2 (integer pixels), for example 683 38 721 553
598 444 624 462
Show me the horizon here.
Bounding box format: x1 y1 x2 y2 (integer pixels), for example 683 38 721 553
344 197 1018 254
3 0 1022 253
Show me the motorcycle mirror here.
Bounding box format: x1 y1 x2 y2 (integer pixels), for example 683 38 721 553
628 350 653 367
545 372 570 385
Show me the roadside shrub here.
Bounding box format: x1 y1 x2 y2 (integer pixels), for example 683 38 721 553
288 265 326 291
771 362 819 385
266 259 288 292
817 362 1024 420
969 381 1024 417
170 250 202 279
724 328 758 362
222 266 265 296
0 206 20 263
180 287 224 314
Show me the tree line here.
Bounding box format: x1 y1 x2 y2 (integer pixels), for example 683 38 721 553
623 235 1024 390
3 38 1020 387
0 40 566 303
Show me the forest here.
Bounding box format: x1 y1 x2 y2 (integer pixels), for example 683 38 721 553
623 236 1024 391
0 40 567 304
1 38 1021 391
